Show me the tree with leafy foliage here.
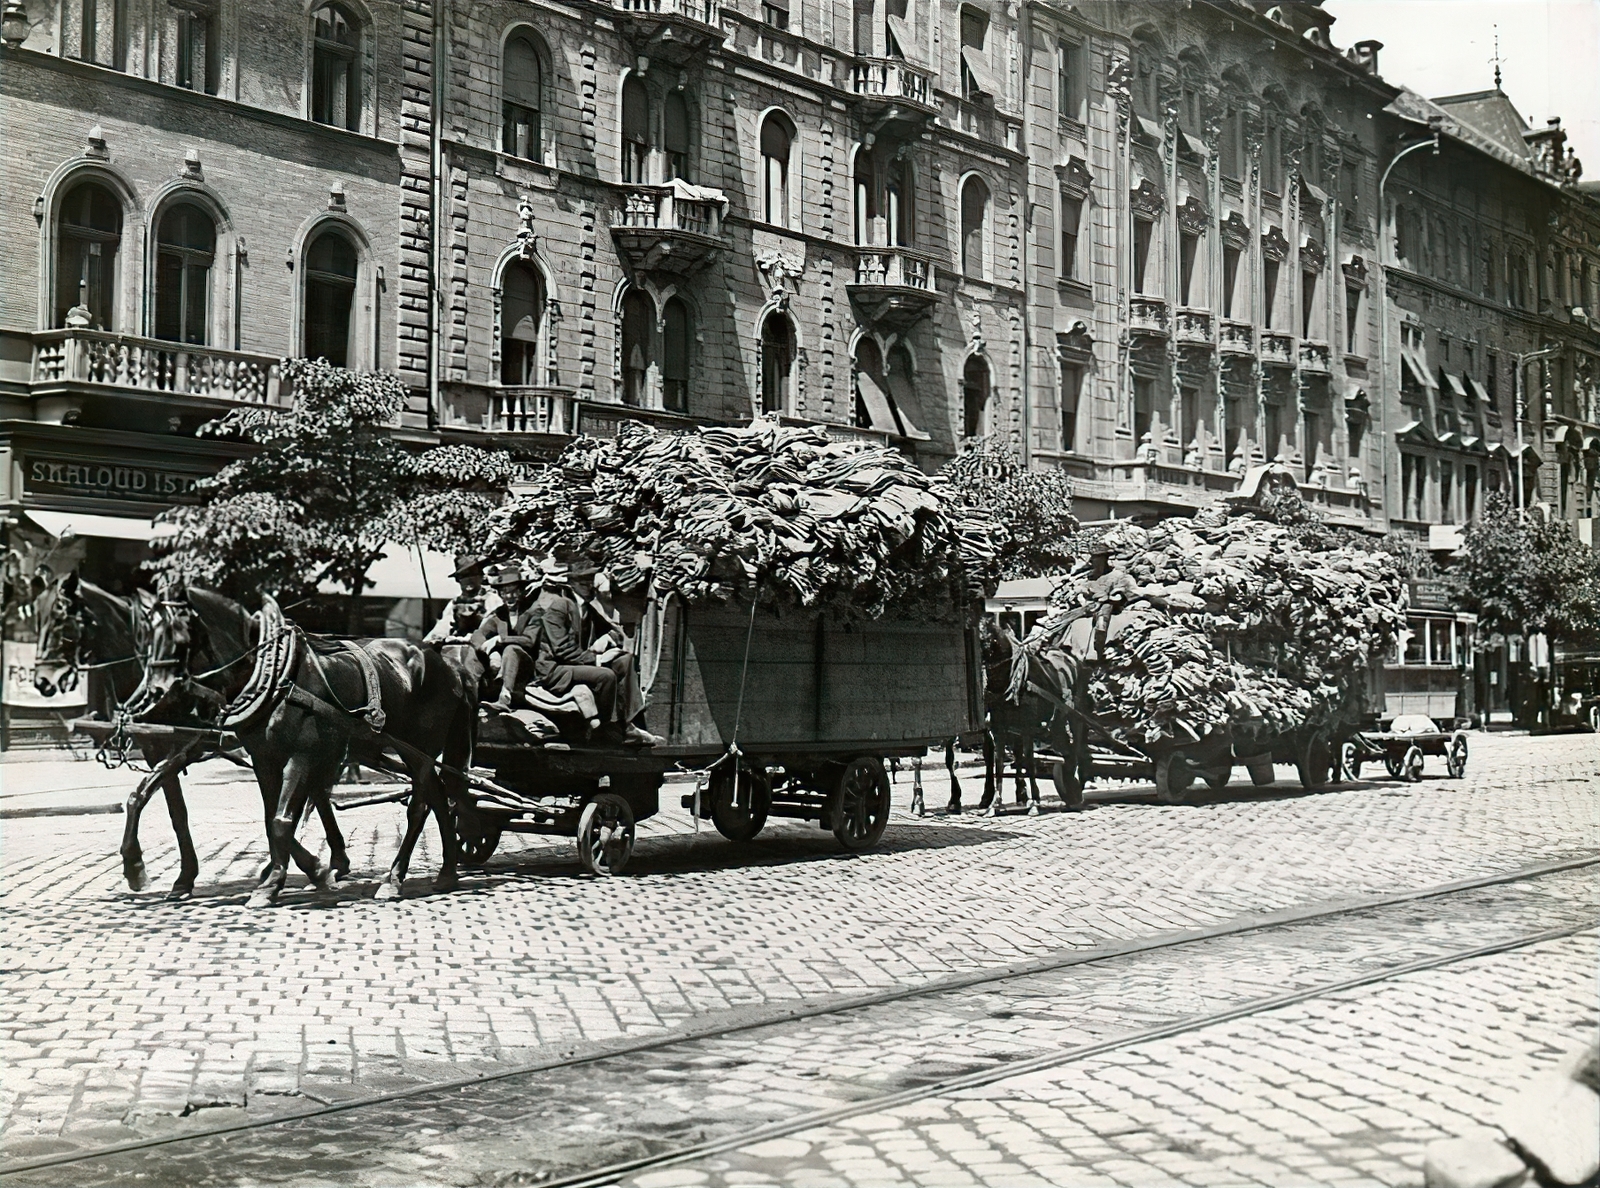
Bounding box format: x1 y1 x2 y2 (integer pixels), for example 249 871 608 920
1456 492 1600 645
148 360 511 628
940 438 1078 579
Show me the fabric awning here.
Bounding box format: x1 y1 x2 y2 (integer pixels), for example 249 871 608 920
883 368 932 441
1180 131 1209 159
25 509 162 541
960 47 1003 98
1443 371 1469 399
854 370 901 435
885 14 915 58
317 544 461 601
1135 114 1165 143
1466 377 1490 403
1400 350 1436 390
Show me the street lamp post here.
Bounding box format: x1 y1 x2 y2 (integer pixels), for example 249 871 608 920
1376 117 1441 528
1512 346 1558 517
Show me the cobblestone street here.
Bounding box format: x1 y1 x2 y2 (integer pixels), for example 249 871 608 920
1 730 1596 1186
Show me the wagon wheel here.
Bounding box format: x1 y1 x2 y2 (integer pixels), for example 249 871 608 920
1339 740 1363 783
577 792 635 876
1154 753 1195 804
1203 766 1231 791
1445 735 1469 779
1384 752 1405 779
454 813 503 868
1050 759 1084 809
709 764 771 842
1400 744 1425 783
831 756 892 852
1296 730 1335 791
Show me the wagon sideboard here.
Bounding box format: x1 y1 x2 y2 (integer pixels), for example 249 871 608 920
648 600 984 755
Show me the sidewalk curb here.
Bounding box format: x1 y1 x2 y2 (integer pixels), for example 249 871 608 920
0 803 124 820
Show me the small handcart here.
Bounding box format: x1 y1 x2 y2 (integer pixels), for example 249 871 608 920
1340 714 1469 782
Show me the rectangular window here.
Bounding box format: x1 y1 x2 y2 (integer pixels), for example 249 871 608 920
1222 246 1241 318
762 0 789 29
1344 285 1362 353
1264 400 1282 458
1488 351 1498 403
1301 269 1318 337
1401 453 1427 520
1132 219 1153 295
1060 364 1083 452
1429 619 1452 666
1056 41 1083 122
1221 110 1243 181
1180 385 1199 447
1262 125 1282 193
1348 417 1364 461
1404 619 1426 665
1465 464 1479 521
1059 194 1081 281
1439 460 1455 524
1179 234 1198 306
1262 259 1280 329
1340 158 1358 211
1225 393 1246 466
1133 377 1153 444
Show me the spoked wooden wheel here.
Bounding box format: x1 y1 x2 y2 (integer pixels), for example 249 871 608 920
831 756 891 852
1339 740 1363 782
1154 753 1195 804
709 763 771 842
1296 730 1335 790
455 810 503 867
1384 753 1404 779
577 792 635 876
1401 744 1425 783
1445 736 1469 779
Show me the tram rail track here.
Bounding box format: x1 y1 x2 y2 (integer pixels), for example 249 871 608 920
3 851 1596 1181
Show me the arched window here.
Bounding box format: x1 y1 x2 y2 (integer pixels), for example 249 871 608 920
620 290 654 407
853 337 883 428
760 312 795 414
664 92 691 182
303 227 358 367
311 4 360 131
622 76 651 183
661 298 691 412
960 176 988 279
759 113 794 227
501 262 545 385
503 35 543 161
853 338 919 435
887 156 913 246
154 203 216 345
962 355 990 438
55 182 123 331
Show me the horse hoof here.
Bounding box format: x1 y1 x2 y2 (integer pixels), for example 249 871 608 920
945 802 962 815
125 864 149 892
373 880 402 902
314 864 338 892
1028 803 1040 817
333 860 352 881
245 888 277 909
166 884 194 901
431 873 459 893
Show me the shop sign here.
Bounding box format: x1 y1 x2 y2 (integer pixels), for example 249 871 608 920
2 641 87 709
24 455 206 503
1408 579 1454 612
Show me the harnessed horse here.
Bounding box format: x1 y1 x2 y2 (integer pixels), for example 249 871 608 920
978 617 1083 815
151 588 474 906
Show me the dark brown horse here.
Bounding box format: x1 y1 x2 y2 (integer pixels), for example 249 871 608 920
978 617 1082 815
156 589 474 906
35 574 344 898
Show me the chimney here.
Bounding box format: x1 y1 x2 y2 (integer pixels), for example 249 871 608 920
1348 39 1382 74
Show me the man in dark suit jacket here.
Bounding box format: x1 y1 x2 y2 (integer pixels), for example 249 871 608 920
472 563 549 712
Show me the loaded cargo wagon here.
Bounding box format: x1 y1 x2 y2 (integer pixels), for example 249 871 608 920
459 597 985 875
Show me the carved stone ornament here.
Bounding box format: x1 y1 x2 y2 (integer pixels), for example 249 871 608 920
1300 236 1327 273
1129 178 1165 219
1261 224 1290 263
1055 156 1092 199
1342 254 1369 287
968 308 985 358
1176 195 1208 237
1219 210 1250 248
514 197 538 261
1057 320 1093 362
756 249 804 311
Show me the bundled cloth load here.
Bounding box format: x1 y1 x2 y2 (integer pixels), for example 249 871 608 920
478 417 1005 618
1043 504 1407 746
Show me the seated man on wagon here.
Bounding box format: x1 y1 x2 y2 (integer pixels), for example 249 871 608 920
472 562 544 711
424 554 500 689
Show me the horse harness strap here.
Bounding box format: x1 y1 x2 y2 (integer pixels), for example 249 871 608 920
305 640 387 733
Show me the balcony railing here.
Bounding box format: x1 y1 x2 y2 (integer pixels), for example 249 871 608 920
1260 330 1295 365
1219 319 1253 354
614 184 724 237
1299 340 1331 373
850 58 935 107
614 0 719 23
1129 295 1169 335
491 387 574 435
1175 308 1213 344
32 330 289 404
853 246 935 290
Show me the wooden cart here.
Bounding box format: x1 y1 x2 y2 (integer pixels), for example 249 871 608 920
456 599 985 875
1340 715 1469 783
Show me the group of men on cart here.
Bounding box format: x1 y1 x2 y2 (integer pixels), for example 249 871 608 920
424 552 658 746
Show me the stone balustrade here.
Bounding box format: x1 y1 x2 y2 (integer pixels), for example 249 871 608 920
31 330 288 405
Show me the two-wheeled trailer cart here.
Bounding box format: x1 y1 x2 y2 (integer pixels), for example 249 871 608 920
1339 715 1469 783
455 600 986 875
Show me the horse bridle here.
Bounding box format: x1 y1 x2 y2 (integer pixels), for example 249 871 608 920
41 586 146 693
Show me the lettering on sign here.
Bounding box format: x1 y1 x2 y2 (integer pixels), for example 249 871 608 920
3 642 87 709
1408 579 1454 612
25 457 204 502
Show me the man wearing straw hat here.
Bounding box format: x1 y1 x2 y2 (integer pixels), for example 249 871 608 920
473 561 544 712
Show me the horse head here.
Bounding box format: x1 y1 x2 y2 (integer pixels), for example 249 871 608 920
32 571 83 698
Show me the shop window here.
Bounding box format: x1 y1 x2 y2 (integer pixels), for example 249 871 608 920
760 311 795 414
621 76 651 183
54 181 123 331
500 263 545 385
1132 218 1152 294
1059 192 1081 281
502 35 544 161
311 4 361 132
962 354 990 437
759 113 794 226
303 227 358 367
1060 363 1082 452
664 92 691 182
661 298 691 413
620 290 654 407
154 203 216 346
960 176 988 279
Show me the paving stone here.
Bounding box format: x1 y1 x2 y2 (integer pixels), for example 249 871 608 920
1423 1137 1531 1188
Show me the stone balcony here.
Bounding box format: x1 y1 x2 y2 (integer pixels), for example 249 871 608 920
846 246 940 330
491 386 575 435
1299 340 1332 373
848 57 938 138
1260 330 1295 367
1175 308 1213 345
611 0 724 62
1129 295 1169 337
609 183 728 278
29 330 290 419
1219 319 1253 354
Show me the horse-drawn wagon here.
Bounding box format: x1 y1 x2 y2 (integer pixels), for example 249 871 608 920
455 599 984 874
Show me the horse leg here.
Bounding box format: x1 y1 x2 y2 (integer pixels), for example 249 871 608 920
375 792 431 901
1012 734 1029 806
979 731 997 813
1023 733 1041 816
945 740 963 814
162 777 199 899
248 761 292 909
311 791 351 880
120 764 172 892
420 759 460 893
910 755 925 818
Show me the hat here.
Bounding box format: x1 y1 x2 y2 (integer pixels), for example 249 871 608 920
486 562 528 589
1087 541 1112 557
537 555 569 585
452 553 485 579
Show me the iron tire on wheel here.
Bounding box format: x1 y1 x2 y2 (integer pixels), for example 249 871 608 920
1385 753 1404 779
1203 767 1231 791
1401 744 1425 783
1445 735 1469 779
831 756 892 852
1339 740 1363 783
1154 752 1195 804
1050 759 1084 809
1296 730 1335 791
577 792 636 876
709 764 771 842
455 814 503 867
